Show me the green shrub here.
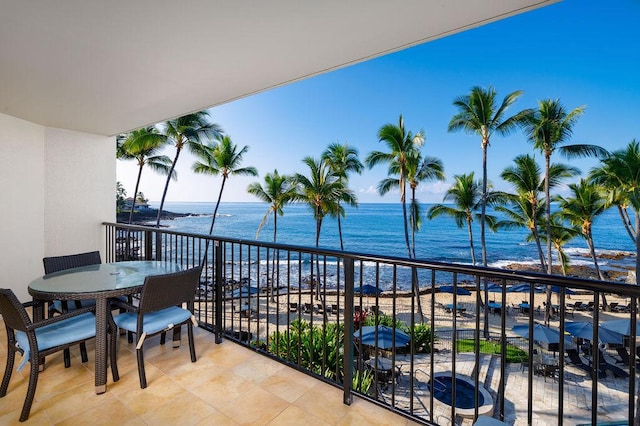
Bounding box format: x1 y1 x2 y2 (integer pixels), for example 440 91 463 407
406 323 436 353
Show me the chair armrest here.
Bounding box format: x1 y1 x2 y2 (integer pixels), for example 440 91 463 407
110 297 137 312
28 305 96 331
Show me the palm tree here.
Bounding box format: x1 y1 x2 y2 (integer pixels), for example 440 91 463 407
542 213 581 277
321 143 364 250
247 170 296 302
155 112 222 227
500 154 579 271
557 178 607 281
448 86 531 268
365 115 426 320
193 135 257 236
292 157 355 301
427 173 495 265
590 140 640 285
523 99 608 275
117 127 173 224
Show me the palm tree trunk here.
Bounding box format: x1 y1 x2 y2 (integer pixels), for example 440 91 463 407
586 233 608 309
128 164 143 225
531 228 547 272
410 188 417 259
315 214 322 302
401 179 424 323
201 176 227 266
635 210 640 286
618 206 636 244
337 202 344 251
466 216 476 265
270 213 277 303
156 148 181 227
545 155 553 275
480 142 489 338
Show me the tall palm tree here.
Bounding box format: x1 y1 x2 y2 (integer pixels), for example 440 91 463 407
500 154 579 271
557 179 607 280
321 143 364 250
427 173 496 265
523 99 608 275
247 170 296 302
193 135 257 236
117 127 173 224
448 86 531 268
293 157 355 301
590 140 640 285
365 115 426 320
541 213 581 277
156 112 222 227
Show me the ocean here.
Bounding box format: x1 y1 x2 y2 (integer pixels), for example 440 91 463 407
150 202 636 276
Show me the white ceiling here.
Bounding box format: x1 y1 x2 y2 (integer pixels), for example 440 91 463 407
0 0 557 136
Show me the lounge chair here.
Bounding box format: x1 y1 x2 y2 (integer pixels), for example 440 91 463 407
316 303 324 314
593 350 629 379
303 303 313 314
566 349 603 379
331 304 339 315
288 302 299 312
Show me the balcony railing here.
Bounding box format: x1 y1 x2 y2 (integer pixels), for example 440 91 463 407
104 222 640 425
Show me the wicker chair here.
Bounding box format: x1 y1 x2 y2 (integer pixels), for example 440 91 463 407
42 250 101 367
110 266 202 389
0 288 113 422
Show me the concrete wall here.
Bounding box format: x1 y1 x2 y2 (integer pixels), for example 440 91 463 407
0 113 114 301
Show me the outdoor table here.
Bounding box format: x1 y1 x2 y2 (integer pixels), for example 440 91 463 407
28 260 182 394
488 301 502 314
519 303 530 313
366 357 393 373
444 303 466 313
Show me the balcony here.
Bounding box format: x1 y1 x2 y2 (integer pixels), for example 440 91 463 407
3 222 638 424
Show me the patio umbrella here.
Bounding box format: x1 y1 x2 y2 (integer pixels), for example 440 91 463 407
539 285 576 295
438 285 471 296
354 325 410 349
564 321 624 344
601 319 640 336
480 282 504 293
354 284 383 295
509 283 544 293
229 285 259 298
512 323 572 345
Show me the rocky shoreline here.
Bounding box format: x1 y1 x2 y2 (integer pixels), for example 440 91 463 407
116 208 193 225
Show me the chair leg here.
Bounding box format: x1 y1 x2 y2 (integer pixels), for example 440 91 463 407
172 327 181 348
0 348 15 397
80 342 88 363
188 324 196 362
63 348 71 368
136 347 147 389
20 357 40 422
108 325 119 383
160 331 166 345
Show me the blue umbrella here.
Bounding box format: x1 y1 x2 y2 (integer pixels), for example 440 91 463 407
538 285 576 295
438 285 471 296
229 286 259 298
601 319 640 336
480 282 504 293
512 323 572 345
354 325 410 349
565 321 623 344
354 284 383 295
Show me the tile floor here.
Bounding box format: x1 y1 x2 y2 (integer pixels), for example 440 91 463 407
0 324 419 425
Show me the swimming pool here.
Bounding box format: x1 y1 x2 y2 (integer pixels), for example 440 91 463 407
427 373 494 418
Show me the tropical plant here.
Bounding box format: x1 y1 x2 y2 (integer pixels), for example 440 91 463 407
448 86 531 268
193 135 257 235
155 111 222 227
365 115 427 320
500 154 579 271
117 126 173 224
381 150 445 258
522 99 608 276
427 173 497 265
538 213 582 278
321 143 364 250
116 181 127 212
405 323 436 354
269 320 345 382
247 169 296 301
292 157 356 302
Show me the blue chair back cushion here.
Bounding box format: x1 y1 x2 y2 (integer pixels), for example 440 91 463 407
15 312 96 371
114 306 192 335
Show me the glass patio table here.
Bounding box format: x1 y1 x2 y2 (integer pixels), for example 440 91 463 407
28 260 183 394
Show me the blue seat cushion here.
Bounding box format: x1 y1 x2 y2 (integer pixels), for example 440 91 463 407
15 312 96 371
114 306 192 335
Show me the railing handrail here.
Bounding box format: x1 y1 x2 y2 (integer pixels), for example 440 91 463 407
104 221 640 297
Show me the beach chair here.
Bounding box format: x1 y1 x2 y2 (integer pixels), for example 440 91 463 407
303 303 313 314
316 303 324 314
288 302 299 312
593 350 629 378
566 349 602 378
331 304 339 315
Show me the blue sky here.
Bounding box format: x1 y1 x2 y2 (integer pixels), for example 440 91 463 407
117 0 640 204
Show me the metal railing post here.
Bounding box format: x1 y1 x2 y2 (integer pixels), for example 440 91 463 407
343 255 354 406
214 240 223 344
144 230 153 261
